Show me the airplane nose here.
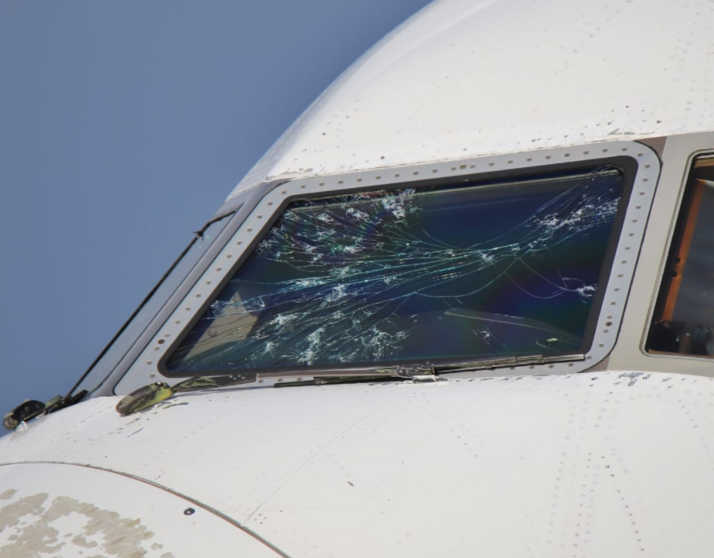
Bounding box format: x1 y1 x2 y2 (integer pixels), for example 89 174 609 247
0 462 283 558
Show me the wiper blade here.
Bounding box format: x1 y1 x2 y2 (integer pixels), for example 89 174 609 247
116 366 436 414
434 353 585 374
274 365 439 388
115 354 586 416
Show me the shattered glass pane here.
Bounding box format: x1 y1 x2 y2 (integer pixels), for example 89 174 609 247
165 168 624 375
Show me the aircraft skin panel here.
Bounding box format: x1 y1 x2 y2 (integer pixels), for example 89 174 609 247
231 0 714 197
0 463 283 558
2 371 714 557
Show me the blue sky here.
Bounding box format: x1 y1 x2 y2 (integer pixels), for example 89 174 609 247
0 0 432 418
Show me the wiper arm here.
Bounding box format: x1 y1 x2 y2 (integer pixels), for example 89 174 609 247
116 373 256 416
116 366 436 415
115 354 585 416
3 390 88 431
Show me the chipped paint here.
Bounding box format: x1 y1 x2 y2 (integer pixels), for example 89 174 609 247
0 489 16 500
0 490 172 558
0 463 283 557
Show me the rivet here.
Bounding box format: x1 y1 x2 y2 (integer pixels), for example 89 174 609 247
338 180 344 184
236 241 242 246
195 294 202 298
584 150 590 155
460 164 467 169
226 254 232 258
247 228 253 232
376 176 381 180
564 153 571 158
545 155 552 160
432 169 438 173
206 280 212 285
489 162 495 167
185 307 192 311
319 182 325 187
282 190 287 195
184 508 196 516
157 339 165 345
300 184 306 189
413 171 419 175
357 178 363 182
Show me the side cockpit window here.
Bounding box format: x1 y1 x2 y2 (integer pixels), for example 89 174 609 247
162 166 627 376
649 156 714 356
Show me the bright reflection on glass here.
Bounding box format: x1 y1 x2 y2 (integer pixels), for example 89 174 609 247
166 168 624 374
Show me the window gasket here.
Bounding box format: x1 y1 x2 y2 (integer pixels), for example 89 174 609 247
114 141 660 394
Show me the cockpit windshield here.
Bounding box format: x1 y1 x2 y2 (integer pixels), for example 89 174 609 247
163 167 625 375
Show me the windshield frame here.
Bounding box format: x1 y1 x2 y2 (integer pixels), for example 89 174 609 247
114 142 660 394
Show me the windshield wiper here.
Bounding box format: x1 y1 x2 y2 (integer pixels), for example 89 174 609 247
115 354 585 416
116 365 439 415
433 353 585 374
3 390 88 431
273 365 439 388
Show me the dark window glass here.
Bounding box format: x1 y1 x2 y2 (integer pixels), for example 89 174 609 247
166 168 625 375
649 157 714 356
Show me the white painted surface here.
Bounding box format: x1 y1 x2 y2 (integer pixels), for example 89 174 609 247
3 372 714 557
0 463 281 558
230 0 714 197
6 1 714 556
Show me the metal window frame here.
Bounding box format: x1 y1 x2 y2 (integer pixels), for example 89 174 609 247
113 141 660 394
644 147 714 359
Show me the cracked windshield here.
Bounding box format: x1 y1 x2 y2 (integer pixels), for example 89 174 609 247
166 167 625 374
